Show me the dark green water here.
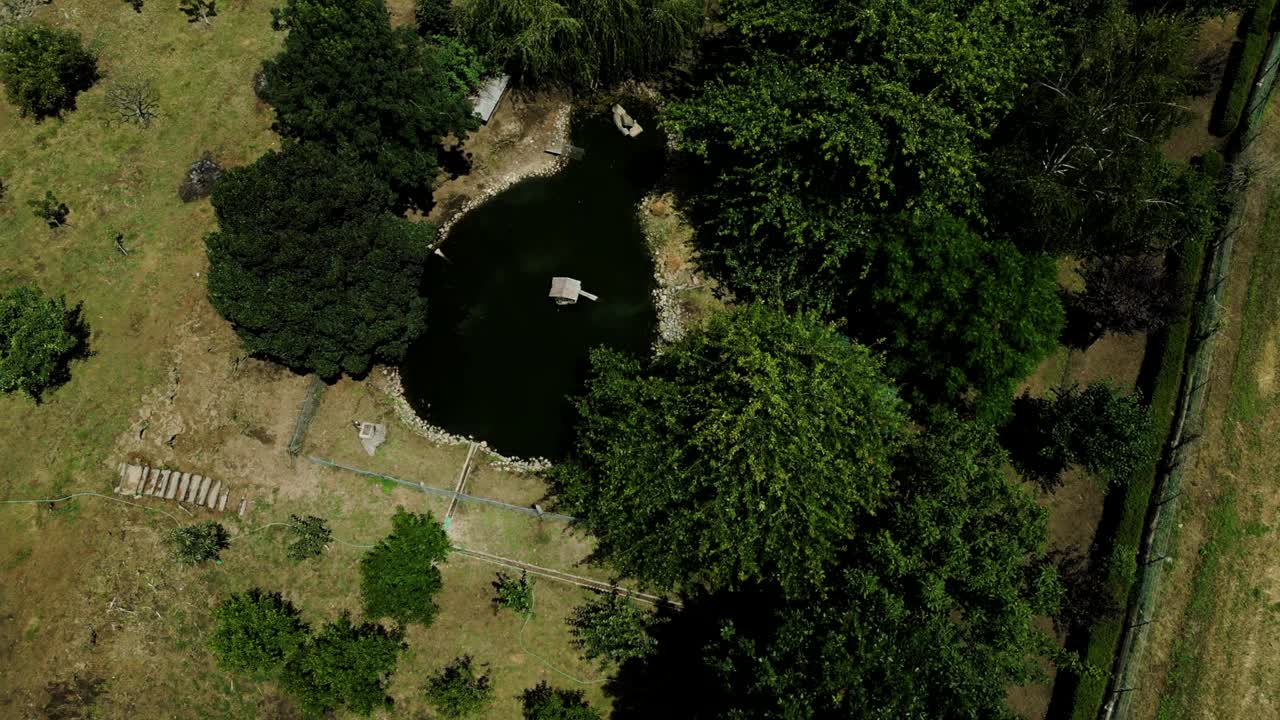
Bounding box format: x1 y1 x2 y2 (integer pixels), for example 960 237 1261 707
400 111 663 459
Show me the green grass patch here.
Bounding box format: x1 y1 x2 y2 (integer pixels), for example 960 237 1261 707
1226 191 1280 424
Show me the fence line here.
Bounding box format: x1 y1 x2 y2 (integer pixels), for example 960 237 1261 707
306 455 578 523
286 375 327 457
1100 29 1280 720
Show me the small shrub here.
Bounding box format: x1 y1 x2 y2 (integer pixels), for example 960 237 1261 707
519 682 601 720
286 514 331 561
492 571 534 616
208 588 310 677
0 22 98 118
1047 548 1120 633
178 0 215 24
424 655 495 718
167 521 230 565
106 77 159 128
567 594 656 668
1212 33 1267 137
28 190 68 227
125 0 143 12
178 152 223 202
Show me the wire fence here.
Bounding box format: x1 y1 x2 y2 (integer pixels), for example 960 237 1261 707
286 375 326 457
306 455 578 523
1099 30 1280 720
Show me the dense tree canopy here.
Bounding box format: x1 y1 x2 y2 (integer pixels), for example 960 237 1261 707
424 655 495 719
1066 255 1185 348
263 0 477 203
702 413 1059 719
552 304 906 597
664 0 1053 311
360 508 451 626
520 682 602 720
456 0 701 87
985 3 1202 257
281 612 405 718
205 143 431 378
849 213 1063 419
0 22 97 118
568 594 657 668
0 284 87 400
208 589 310 677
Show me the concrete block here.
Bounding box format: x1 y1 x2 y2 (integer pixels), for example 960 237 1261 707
127 465 145 494
195 476 211 505
157 470 171 496
144 468 159 496
237 498 248 518
176 473 191 501
205 481 221 509
166 472 182 500
217 489 228 513
185 475 202 503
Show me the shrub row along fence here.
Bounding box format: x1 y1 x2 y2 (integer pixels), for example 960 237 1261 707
1096 28 1280 720
286 374 327 457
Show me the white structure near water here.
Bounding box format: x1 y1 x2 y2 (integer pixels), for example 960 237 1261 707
549 277 599 305
470 74 511 123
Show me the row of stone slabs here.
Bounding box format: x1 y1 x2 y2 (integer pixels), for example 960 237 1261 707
114 463 249 517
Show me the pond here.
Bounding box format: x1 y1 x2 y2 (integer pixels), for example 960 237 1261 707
399 109 664 460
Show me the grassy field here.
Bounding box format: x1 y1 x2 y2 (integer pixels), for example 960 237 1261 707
0 3 612 718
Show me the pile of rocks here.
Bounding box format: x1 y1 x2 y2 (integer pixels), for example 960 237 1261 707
114 463 251 517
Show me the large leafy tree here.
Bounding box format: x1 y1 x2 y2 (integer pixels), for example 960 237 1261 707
663 0 1053 311
520 682 602 720
700 414 1060 720
360 508 451 626
552 304 906 597
0 22 97 118
281 612 405 718
205 143 430 378
848 212 1063 419
985 3 1201 257
456 0 701 88
262 0 477 204
0 284 88 400
208 589 311 678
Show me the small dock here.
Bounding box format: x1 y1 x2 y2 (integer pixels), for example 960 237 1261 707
549 277 598 305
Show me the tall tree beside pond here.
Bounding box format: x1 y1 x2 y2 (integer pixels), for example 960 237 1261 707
662 0 1054 313
205 143 431 378
0 22 97 118
456 0 702 87
984 2 1203 257
551 304 907 598
848 212 1064 420
262 0 477 206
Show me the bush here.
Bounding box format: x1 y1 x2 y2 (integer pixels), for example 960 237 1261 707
1212 32 1268 137
281 612 405 718
567 594 656 668
178 0 216 24
1046 548 1121 633
1005 383 1157 491
286 514 331 561
359 508 451 626
28 190 67 227
492 571 534 616
167 521 230 565
519 682 601 720
416 0 453 36
0 284 88 400
0 22 97 118
178 152 223 202
208 589 310 677
424 655 495 718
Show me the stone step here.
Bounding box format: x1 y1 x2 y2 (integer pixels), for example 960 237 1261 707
115 464 127 494
237 498 248 518
143 468 159 496
126 465 145 495
176 473 191 501
217 489 228 513
166 473 182 500
205 481 221 510
195 476 211 506
156 470 171 497
185 475 202 503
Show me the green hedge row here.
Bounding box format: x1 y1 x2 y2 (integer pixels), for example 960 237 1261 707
1247 0 1278 35
1213 31 1270 137
1065 152 1220 720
